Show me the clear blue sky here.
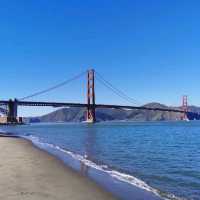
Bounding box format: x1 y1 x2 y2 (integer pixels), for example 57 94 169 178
0 0 200 116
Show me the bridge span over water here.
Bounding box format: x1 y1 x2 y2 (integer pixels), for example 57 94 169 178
0 69 199 123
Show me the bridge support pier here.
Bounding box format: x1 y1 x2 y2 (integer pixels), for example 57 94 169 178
86 69 96 123
7 99 19 123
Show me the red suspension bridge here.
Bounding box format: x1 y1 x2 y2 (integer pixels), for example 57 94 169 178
0 69 198 124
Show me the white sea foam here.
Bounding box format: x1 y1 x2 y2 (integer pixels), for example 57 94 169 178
22 134 186 200
0 129 7 133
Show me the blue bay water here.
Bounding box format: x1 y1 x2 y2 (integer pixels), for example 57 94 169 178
1 121 200 200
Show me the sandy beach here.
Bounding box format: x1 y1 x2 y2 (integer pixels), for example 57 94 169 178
0 137 118 200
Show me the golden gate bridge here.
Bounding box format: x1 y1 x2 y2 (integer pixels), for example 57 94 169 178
0 69 198 124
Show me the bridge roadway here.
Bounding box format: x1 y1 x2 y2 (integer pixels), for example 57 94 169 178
0 100 184 113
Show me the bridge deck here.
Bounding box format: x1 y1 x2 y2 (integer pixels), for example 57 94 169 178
0 100 184 113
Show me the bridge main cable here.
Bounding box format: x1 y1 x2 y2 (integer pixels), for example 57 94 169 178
95 71 141 106
20 70 87 101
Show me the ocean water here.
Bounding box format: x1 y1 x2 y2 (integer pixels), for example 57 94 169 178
1 121 200 200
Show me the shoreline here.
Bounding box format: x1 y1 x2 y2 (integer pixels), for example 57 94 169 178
0 133 163 200
0 136 118 200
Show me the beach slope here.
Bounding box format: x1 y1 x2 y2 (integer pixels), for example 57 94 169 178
0 137 117 200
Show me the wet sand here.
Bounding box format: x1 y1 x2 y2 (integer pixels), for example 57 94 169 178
0 137 117 200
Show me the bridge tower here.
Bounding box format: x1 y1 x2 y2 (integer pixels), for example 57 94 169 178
86 69 96 123
181 95 188 120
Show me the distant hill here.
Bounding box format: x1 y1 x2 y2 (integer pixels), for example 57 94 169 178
26 102 200 123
